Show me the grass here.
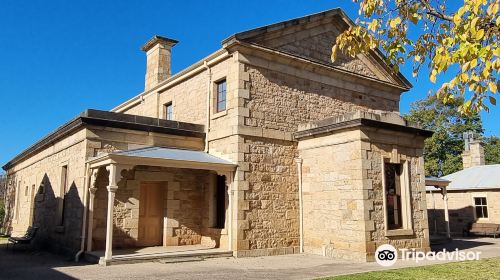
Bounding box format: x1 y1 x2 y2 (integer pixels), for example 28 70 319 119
322 257 500 280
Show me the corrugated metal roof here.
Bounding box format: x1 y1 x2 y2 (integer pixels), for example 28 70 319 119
112 147 235 166
440 164 500 190
425 176 451 191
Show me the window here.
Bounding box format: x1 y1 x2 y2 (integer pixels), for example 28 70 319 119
385 163 403 230
165 102 173 120
215 175 226 229
59 165 69 226
474 197 488 219
215 80 226 113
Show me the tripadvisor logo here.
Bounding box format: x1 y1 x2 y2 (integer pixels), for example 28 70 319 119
375 244 397 267
375 244 482 266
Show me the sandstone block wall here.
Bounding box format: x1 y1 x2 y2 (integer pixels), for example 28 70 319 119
298 125 430 261
426 190 500 235
3 129 88 255
362 128 430 258
299 129 368 261
231 55 402 257
91 166 223 250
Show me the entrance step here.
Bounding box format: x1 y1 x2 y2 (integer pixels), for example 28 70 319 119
86 249 233 266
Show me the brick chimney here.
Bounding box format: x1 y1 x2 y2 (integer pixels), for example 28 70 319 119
462 131 485 169
141 35 178 91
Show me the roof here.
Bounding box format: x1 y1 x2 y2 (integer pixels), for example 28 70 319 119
438 164 500 191
294 111 433 140
88 147 236 172
113 147 234 165
222 8 412 90
3 110 205 171
425 176 451 191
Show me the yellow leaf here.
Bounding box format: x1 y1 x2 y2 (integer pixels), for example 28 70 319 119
331 45 338 61
430 73 437 83
489 81 498 93
471 17 479 29
494 48 500 56
415 55 421 62
470 59 478 68
476 29 485 40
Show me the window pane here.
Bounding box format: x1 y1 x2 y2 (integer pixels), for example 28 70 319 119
385 163 403 230
165 103 173 120
474 197 481 205
483 206 489 218
216 80 226 112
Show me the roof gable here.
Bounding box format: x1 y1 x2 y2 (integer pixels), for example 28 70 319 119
224 8 411 89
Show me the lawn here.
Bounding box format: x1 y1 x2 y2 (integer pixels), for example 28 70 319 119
323 257 500 280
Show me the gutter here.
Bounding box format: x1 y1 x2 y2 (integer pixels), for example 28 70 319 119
75 162 90 262
203 61 212 153
295 158 304 253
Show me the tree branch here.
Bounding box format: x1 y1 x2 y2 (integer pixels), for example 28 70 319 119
419 0 454 22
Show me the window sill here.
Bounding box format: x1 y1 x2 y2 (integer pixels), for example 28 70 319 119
211 110 227 120
385 229 414 237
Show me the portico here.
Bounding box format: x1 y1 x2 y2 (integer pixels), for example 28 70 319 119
84 147 237 265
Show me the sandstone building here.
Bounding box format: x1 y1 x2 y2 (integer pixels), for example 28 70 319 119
427 133 500 235
2 8 433 264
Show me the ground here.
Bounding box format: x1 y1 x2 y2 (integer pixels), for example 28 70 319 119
1 238 500 280
326 258 500 279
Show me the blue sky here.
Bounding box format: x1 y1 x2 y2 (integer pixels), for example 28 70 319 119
0 0 498 166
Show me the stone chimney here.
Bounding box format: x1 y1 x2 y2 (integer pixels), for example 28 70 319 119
141 35 178 91
462 131 485 169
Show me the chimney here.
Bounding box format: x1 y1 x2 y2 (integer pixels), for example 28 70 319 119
462 131 485 169
141 35 178 91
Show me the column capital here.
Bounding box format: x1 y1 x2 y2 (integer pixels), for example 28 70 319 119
106 185 118 193
89 187 98 195
294 157 303 164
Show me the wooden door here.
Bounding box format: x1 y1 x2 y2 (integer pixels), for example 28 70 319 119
138 182 164 247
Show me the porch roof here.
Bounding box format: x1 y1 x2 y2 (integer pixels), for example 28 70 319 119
88 147 237 172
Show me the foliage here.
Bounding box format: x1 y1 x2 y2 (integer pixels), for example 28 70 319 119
484 136 500 164
405 95 483 176
323 257 500 279
332 0 500 115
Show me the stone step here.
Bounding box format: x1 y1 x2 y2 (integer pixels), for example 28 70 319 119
86 250 233 266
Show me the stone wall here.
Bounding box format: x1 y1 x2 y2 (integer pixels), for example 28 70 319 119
426 189 500 235
232 58 402 257
4 129 88 255
297 113 430 261
362 127 430 259
91 166 227 250
299 129 368 261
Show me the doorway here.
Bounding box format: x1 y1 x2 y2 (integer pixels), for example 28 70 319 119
138 182 164 247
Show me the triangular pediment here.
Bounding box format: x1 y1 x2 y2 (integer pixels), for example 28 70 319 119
226 9 411 89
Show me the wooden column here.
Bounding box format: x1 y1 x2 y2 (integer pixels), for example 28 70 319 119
104 164 119 262
442 186 451 239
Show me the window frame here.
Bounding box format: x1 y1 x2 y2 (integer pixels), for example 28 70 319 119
473 196 489 220
164 102 173 121
382 158 414 236
215 79 227 113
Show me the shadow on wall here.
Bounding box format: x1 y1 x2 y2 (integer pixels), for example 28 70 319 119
32 174 83 256
91 167 138 251
428 206 475 235
90 166 219 252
